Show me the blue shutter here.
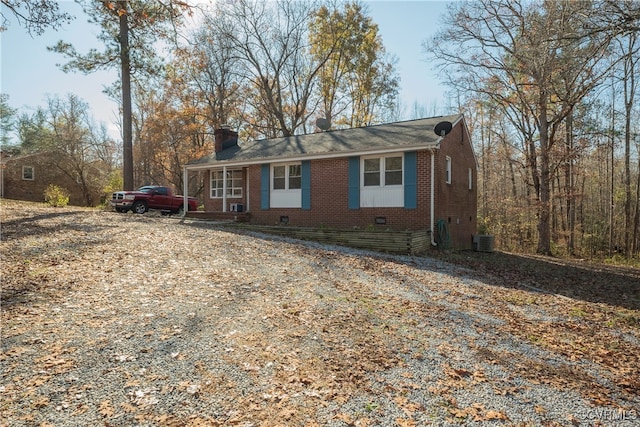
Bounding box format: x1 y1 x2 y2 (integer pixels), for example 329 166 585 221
301 160 311 210
261 164 270 210
348 156 360 210
404 151 417 209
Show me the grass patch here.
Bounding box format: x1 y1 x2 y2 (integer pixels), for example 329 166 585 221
569 307 587 318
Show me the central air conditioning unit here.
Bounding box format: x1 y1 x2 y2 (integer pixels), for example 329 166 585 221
473 234 495 252
230 203 244 213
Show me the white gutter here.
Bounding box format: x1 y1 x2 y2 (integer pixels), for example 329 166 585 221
430 148 437 247
185 143 438 172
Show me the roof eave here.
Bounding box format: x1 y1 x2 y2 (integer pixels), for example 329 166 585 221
185 141 440 171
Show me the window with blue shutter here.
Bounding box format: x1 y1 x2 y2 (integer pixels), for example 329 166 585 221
404 151 417 209
260 164 270 210
348 156 360 209
301 160 311 210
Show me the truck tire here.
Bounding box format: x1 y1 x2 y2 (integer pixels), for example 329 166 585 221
132 201 147 214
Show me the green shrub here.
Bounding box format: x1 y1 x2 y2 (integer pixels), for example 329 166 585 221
99 170 123 208
44 184 70 207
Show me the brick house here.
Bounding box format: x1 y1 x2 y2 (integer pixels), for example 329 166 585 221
185 114 477 249
0 150 105 206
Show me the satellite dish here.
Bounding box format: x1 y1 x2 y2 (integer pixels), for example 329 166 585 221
434 121 453 137
316 118 331 131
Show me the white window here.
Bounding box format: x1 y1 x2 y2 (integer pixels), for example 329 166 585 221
363 156 403 187
363 158 381 186
445 156 452 184
272 164 301 190
22 166 34 181
385 156 403 185
211 169 242 198
468 167 473 190
271 162 302 208
360 155 404 207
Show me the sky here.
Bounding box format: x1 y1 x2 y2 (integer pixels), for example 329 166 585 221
1 1 452 143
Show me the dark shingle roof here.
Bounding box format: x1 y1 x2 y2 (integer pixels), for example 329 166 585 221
187 114 462 167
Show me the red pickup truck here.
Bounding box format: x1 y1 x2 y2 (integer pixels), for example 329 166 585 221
111 186 199 215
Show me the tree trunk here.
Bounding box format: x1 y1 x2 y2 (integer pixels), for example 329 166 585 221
533 86 553 256
634 153 640 255
537 103 553 255
609 81 615 256
119 2 134 191
480 104 487 220
623 33 636 257
624 104 631 257
565 110 576 255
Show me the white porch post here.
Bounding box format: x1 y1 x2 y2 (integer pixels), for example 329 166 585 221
245 167 250 212
183 166 188 217
222 166 227 212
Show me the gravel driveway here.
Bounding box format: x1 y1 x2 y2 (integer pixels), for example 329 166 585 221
1 201 639 426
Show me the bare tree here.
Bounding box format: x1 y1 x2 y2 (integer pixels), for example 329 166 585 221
618 32 639 255
183 12 244 131
309 1 399 128
0 94 17 149
50 0 191 190
425 0 621 255
1 0 73 35
42 94 115 205
210 0 326 138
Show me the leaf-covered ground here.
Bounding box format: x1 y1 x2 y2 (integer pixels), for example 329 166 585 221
1 200 639 426
427 250 640 311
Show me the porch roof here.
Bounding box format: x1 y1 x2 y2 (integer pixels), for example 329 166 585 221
187 114 462 169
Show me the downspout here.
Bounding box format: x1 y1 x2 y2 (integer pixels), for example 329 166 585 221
430 148 437 247
183 166 188 217
429 117 456 247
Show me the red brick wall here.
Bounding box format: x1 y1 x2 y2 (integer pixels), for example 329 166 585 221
2 154 89 206
435 121 478 249
200 120 477 249
244 157 434 231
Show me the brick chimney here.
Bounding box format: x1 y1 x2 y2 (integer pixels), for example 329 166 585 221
214 126 239 153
